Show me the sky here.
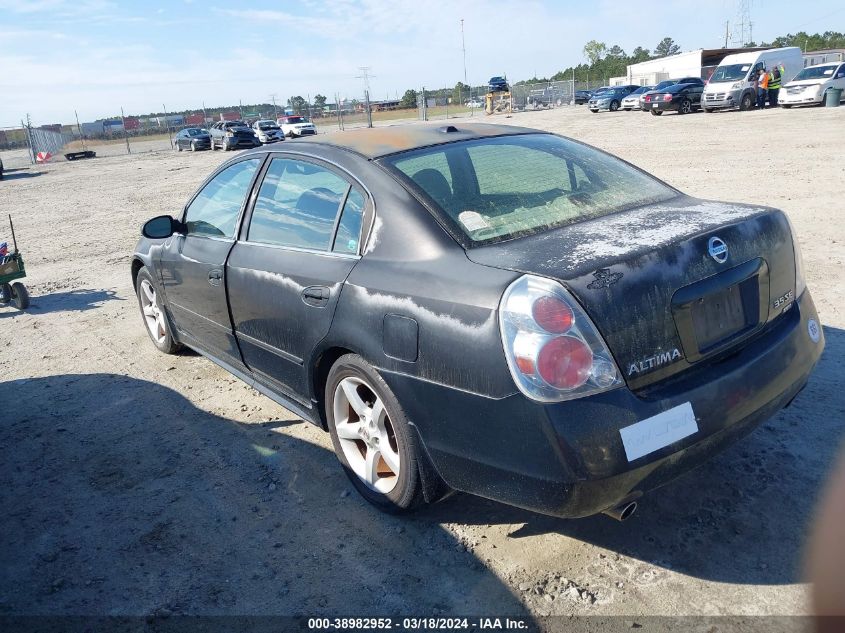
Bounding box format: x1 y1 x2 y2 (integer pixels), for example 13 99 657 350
1 0 843 126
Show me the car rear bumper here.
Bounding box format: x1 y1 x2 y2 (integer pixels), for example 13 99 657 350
382 290 824 518
648 102 678 113
292 129 317 136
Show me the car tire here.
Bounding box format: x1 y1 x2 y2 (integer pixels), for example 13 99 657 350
191 141 197 152
679 99 692 114
704 107 714 113
10 282 29 309
650 109 663 116
590 109 598 114
609 100 619 112
326 353 424 513
0 283 12 303
176 142 182 152
740 93 753 111
782 104 792 109
210 138 216 150
135 267 180 354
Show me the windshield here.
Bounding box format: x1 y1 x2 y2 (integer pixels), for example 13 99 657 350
188 129 204 136
793 65 837 80
285 116 306 124
654 81 676 90
630 86 652 95
257 122 279 130
384 134 676 245
710 64 751 82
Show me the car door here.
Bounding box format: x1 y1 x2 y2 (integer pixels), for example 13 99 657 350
689 85 703 106
158 156 264 367
835 64 845 93
226 155 368 401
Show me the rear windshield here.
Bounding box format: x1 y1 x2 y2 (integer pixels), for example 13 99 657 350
285 116 306 123
383 134 677 245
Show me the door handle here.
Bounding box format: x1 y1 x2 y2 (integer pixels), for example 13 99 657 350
302 286 330 307
208 269 223 287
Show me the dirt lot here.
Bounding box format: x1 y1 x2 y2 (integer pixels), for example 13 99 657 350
1 106 843 627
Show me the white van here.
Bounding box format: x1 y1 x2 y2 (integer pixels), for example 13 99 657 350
779 61 845 107
702 47 803 111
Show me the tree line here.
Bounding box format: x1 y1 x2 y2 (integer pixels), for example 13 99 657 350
128 30 845 119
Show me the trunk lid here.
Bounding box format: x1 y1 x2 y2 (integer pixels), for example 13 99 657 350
466 196 797 390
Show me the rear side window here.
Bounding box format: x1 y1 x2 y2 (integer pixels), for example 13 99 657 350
385 134 676 245
248 158 348 250
184 158 261 238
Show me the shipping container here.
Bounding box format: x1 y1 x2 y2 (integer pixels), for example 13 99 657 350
185 114 205 126
123 117 140 131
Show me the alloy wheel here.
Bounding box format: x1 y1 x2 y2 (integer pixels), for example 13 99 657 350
333 376 400 493
139 279 167 345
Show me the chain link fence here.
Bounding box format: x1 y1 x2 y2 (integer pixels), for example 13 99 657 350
1 79 617 170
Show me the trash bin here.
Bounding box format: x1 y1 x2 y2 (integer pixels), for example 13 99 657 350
825 88 843 107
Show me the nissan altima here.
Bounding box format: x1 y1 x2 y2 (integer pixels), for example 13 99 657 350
132 123 823 519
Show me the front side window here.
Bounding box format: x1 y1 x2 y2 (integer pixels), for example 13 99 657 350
248 158 349 250
184 158 261 238
385 134 676 245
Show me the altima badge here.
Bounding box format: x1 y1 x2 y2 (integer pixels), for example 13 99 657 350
708 236 728 264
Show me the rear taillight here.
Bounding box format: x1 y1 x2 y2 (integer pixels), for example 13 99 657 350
499 275 622 403
663 94 672 101
644 95 651 102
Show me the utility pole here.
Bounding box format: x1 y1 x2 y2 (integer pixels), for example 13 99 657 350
461 19 467 85
270 93 279 118
162 104 173 148
356 67 374 95
724 21 730 48
74 110 87 152
202 101 208 126
120 106 131 154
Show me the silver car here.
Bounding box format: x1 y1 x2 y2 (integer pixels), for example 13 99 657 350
620 86 654 110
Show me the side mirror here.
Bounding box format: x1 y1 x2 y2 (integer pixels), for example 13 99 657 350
142 215 182 239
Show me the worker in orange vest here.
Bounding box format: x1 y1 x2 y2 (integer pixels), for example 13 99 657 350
757 69 769 109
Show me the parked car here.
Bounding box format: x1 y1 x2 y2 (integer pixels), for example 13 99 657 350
588 86 638 112
466 99 483 108
641 78 704 111
779 62 845 107
174 128 211 152
252 120 285 144
488 76 509 93
574 90 592 105
132 123 822 520
209 121 260 151
278 115 317 138
620 86 654 110
646 82 704 115
702 47 803 111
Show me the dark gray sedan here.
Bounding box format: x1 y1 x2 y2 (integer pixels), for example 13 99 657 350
132 123 823 520
174 127 211 151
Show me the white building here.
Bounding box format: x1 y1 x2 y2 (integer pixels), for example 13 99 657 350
610 48 767 86
802 49 845 67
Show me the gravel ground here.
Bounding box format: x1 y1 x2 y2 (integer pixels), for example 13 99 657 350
1 106 843 626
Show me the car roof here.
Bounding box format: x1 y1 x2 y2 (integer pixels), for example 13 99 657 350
288 122 542 159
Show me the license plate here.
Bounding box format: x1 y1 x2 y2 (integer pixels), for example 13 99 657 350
652 103 659 108
691 284 748 350
619 402 698 462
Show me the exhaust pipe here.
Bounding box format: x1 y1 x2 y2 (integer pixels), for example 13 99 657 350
602 500 638 522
